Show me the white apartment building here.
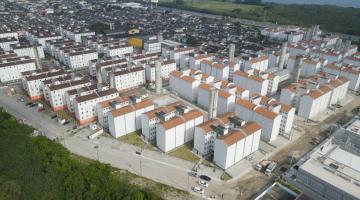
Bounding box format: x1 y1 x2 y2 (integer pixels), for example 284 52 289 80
233 70 269 96
74 88 119 125
64 49 98 70
22 68 68 101
88 56 127 78
189 53 216 70
0 56 36 83
250 94 295 135
141 101 186 143
288 44 310 56
0 37 18 51
169 70 201 102
343 52 360 67
63 29 95 43
200 59 230 81
280 75 349 119
64 84 99 113
145 60 176 82
0 31 18 39
109 66 145 91
10 43 45 59
108 99 154 138
0 49 17 59
194 112 244 156
104 44 133 57
214 122 261 169
323 63 360 91
144 40 161 54
156 109 204 152
235 99 282 142
43 78 91 111
197 83 236 116
25 28 62 46
287 56 325 77
132 53 159 66
169 47 195 68
97 96 132 129
244 55 269 72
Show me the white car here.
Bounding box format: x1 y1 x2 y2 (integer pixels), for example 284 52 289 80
192 186 204 194
197 180 209 187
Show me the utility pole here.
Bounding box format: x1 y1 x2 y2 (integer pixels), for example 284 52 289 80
139 157 142 176
94 145 99 161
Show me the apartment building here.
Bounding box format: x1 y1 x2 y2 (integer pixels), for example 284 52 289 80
109 66 145 91
42 77 91 111
108 99 155 138
22 68 68 100
287 56 325 77
235 99 282 142
343 52 360 67
169 47 195 68
64 48 98 70
144 59 176 82
169 70 201 102
64 84 99 113
233 70 269 96
194 112 244 156
104 44 133 57
244 55 269 72
74 88 119 125
156 109 204 152
97 96 133 129
88 56 127 78
200 59 230 81
10 43 45 59
0 56 36 82
214 122 261 169
280 75 349 119
323 63 360 91
0 37 18 51
141 101 186 143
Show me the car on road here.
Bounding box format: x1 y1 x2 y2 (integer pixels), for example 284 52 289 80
197 180 208 187
25 102 32 106
38 108 45 112
192 186 204 194
51 115 57 119
199 175 211 181
135 151 142 155
29 103 37 107
189 171 197 177
63 120 70 125
72 125 78 129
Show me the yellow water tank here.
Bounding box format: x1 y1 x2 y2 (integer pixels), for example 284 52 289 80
128 37 143 48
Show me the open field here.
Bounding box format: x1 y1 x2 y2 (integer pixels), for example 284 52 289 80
160 0 263 14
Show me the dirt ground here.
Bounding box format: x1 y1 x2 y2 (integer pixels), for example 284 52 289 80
231 95 360 200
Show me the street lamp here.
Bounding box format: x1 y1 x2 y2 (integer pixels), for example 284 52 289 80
94 145 99 161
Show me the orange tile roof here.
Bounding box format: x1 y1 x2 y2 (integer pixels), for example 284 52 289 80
236 99 257 110
182 110 203 121
241 122 261 135
197 118 222 133
181 75 197 84
161 117 184 130
254 107 278 119
218 130 247 146
170 70 183 78
218 90 232 99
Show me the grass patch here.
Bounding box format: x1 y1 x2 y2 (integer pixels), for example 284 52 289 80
221 172 232 181
119 131 156 151
168 143 200 163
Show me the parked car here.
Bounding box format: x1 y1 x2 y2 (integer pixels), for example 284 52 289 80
51 115 57 119
192 186 204 194
63 120 70 125
197 180 209 187
25 102 32 106
265 161 277 176
135 151 142 155
199 175 211 181
38 108 45 112
29 103 37 107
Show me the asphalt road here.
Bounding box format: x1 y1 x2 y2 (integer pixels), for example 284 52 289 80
0 88 240 200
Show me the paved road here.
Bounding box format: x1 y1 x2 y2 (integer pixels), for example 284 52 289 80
0 88 240 200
